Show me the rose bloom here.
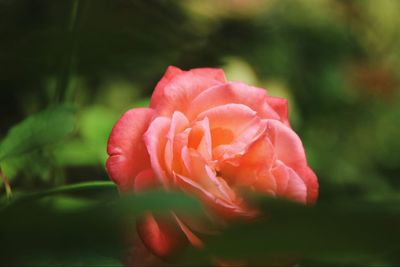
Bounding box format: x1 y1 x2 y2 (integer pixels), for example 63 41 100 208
106 66 318 263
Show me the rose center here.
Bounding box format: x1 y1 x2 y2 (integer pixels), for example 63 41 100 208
210 127 234 148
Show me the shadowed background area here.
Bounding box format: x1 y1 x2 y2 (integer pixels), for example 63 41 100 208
0 0 399 266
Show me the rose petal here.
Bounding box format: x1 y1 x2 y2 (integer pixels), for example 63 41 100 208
188 82 267 119
150 66 184 109
265 120 307 172
196 104 266 162
164 111 189 175
264 120 317 202
220 136 275 187
180 147 228 199
152 68 225 116
271 160 307 203
191 67 226 82
134 169 159 192
296 165 319 204
172 213 203 248
175 173 251 218
196 103 256 136
144 116 171 187
265 96 290 125
169 129 191 177
137 213 186 258
106 108 155 191
187 117 213 163
252 168 278 197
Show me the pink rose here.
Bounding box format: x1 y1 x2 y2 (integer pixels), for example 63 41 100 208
106 66 318 259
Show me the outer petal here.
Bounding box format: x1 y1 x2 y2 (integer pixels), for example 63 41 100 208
264 96 290 125
271 160 307 203
134 168 188 259
265 120 306 172
297 166 319 204
106 108 155 191
265 120 318 203
134 169 159 192
137 213 187 258
191 67 226 82
150 66 183 109
152 67 226 116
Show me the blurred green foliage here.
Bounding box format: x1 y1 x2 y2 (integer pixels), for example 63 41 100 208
0 0 399 265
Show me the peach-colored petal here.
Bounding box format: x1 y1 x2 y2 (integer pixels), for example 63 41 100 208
175 171 217 202
264 120 317 202
169 129 190 177
187 82 267 119
187 117 213 163
176 146 250 217
265 96 289 125
150 66 183 109
144 116 171 188
137 213 186 258
241 136 275 168
206 165 237 202
252 167 278 197
180 147 228 199
153 68 225 116
106 108 155 191
175 173 251 218
196 104 266 162
220 136 275 187
265 120 306 171
196 104 257 136
271 160 307 203
164 111 189 175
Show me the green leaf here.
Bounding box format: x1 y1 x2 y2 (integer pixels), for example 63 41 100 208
0 105 76 162
0 185 204 265
2 181 117 208
15 253 123 267
196 197 400 265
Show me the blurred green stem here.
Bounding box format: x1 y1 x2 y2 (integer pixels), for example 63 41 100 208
2 181 115 209
0 166 12 199
32 181 115 198
55 0 80 103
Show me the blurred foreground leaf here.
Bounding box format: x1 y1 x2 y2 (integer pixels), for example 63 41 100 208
181 197 400 266
0 182 203 265
0 105 76 162
17 253 123 267
3 182 400 266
